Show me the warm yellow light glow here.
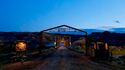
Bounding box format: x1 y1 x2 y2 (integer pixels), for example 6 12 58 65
105 43 108 50
94 43 96 49
16 42 26 51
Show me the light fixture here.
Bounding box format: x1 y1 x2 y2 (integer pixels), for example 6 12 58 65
15 40 27 51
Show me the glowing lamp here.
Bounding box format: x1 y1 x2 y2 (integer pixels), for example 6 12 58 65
16 41 27 51
94 43 96 49
105 43 108 50
54 42 56 45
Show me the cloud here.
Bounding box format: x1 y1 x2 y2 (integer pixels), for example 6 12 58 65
114 20 120 23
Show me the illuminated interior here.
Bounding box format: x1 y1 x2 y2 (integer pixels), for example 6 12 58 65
55 36 71 47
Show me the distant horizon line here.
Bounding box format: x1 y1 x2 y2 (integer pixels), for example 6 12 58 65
0 26 125 32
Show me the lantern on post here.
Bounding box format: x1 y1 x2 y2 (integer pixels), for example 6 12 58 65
14 40 27 62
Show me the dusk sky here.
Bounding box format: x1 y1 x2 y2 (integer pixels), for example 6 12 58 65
0 0 125 32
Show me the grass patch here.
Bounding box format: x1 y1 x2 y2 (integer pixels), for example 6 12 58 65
111 49 125 55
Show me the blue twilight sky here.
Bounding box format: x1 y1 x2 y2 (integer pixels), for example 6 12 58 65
0 0 125 32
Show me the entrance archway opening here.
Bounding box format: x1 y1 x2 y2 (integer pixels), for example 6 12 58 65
55 35 71 48
39 25 88 55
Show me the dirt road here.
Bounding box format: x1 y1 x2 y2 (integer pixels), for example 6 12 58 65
33 47 113 70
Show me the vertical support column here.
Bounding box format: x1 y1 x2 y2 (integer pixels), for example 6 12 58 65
69 36 71 47
38 31 44 54
54 35 57 48
85 32 88 56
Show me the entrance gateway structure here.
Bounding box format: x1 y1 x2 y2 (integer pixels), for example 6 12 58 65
39 25 88 55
